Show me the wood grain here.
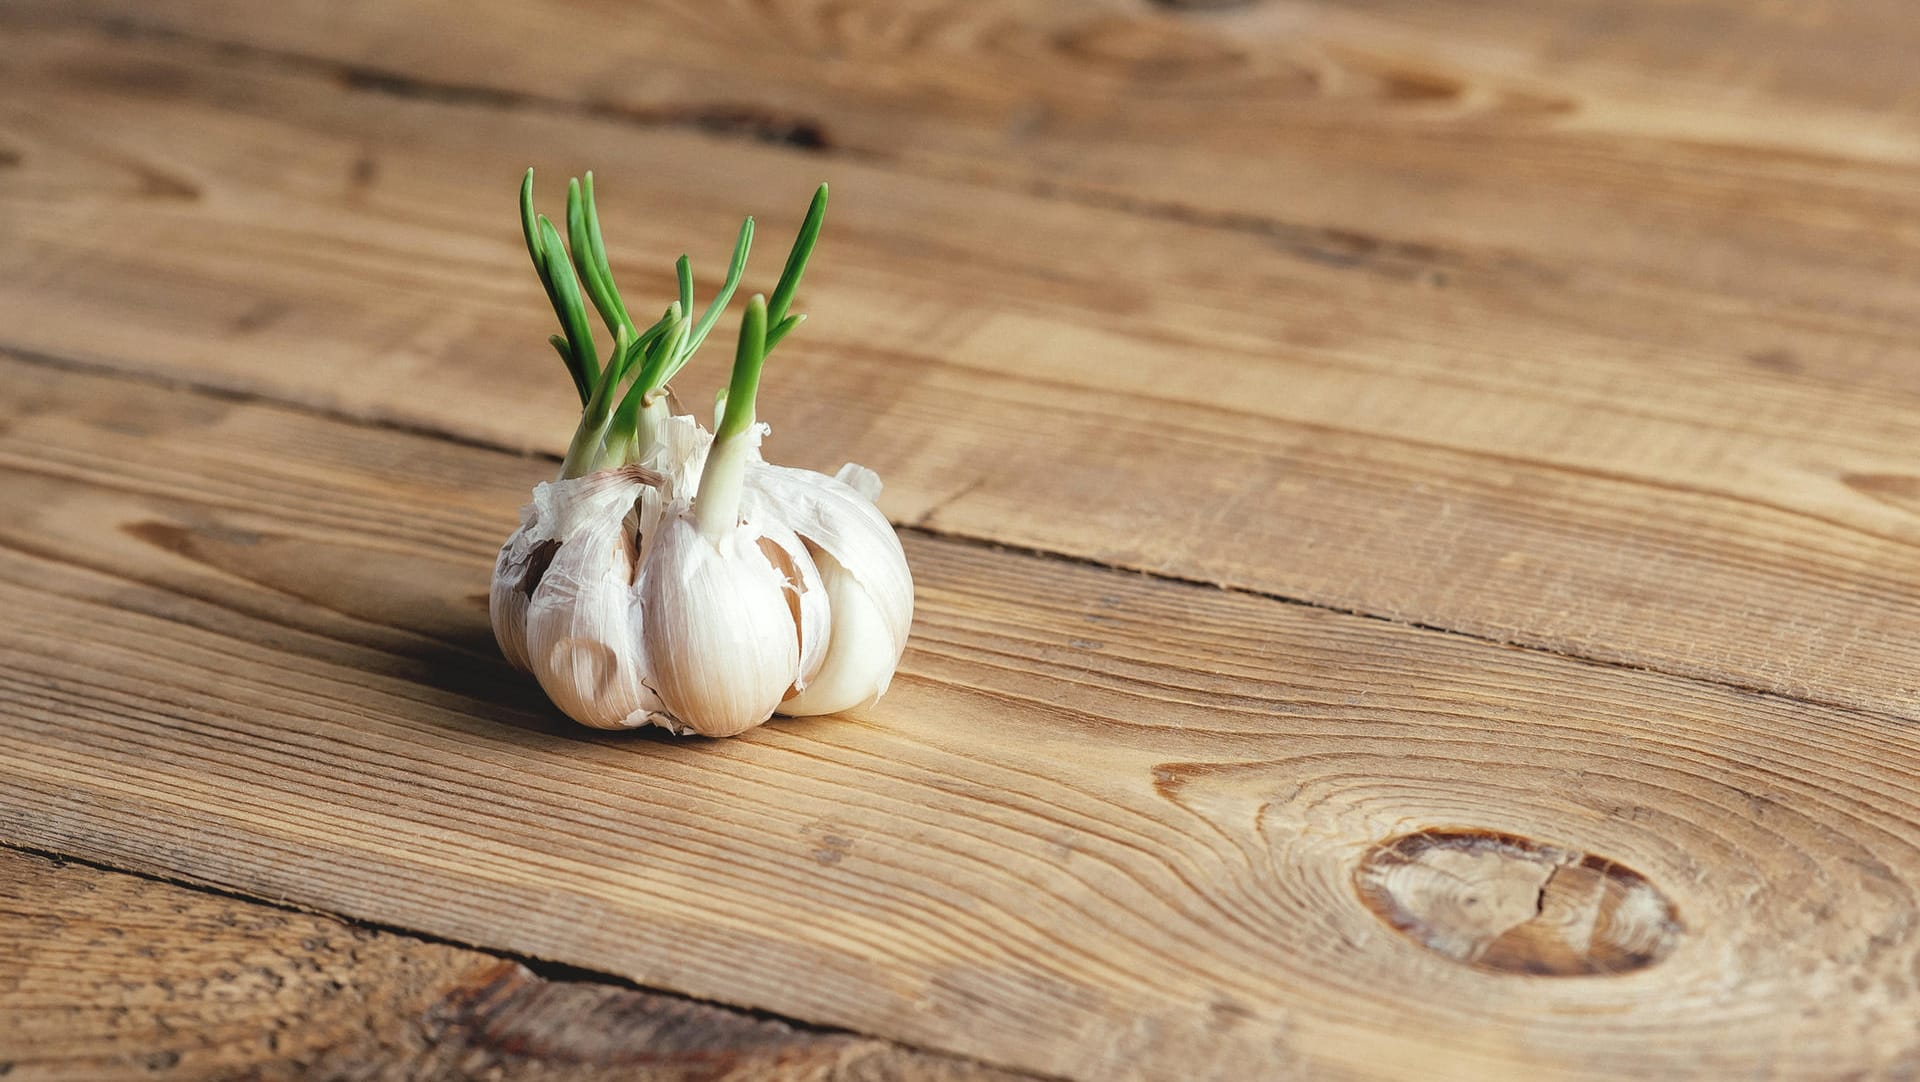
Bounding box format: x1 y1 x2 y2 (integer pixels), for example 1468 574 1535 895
39 0 1920 227
2 358 1918 1080
1353 829 1682 977
2 18 1918 721
0 846 1023 1081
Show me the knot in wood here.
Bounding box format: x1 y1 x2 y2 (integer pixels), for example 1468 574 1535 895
1355 829 1681 976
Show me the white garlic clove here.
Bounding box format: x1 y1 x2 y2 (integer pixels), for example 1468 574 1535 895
776 542 898 716
498 467 669 729
491 465 661 675
525 515 662 731
639 508 800 737
744 461 913 716
743 500 832 695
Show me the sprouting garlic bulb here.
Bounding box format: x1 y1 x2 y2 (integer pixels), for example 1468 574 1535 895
490 417 913 737
492 173 910 737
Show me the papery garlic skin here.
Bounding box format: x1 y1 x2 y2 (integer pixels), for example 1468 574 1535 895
640 508 801 737
493 466 670 730
747 462 914 717
640 414 711 500
492 465 655 675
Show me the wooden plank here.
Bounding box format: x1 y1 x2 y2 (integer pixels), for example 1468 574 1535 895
0 846 1023 1081
1 361 1917 1080
1289 0 1920 116
48 0 1920 121
28 0 1920 302
1 20 1917 718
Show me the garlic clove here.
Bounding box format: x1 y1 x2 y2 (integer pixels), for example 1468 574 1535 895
639 508 800 737
501 467 669 729
744 499 832 694
747 461 913 657
526 515 662 730
490 533 541 674
775 541 898 716
743 462 913 717
492 465 662 675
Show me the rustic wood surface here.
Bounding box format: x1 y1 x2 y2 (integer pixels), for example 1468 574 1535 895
1 0 1917 1079
0 846 1022 1081
3 11 1918 717
1 358 1916 1078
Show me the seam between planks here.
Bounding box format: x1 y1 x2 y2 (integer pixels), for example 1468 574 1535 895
4 339 1910 734
0 839 1062 1082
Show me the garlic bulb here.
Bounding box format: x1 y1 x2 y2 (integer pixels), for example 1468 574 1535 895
488 173 912 737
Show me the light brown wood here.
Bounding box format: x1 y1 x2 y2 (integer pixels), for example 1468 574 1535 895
2 357 1918 1080
0 846 1024 1081
21 0 1914 379
2 17 1918 721
40 0 1920 232
7 2 1920 1076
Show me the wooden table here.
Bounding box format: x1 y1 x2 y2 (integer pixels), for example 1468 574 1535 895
3 1 1917 1078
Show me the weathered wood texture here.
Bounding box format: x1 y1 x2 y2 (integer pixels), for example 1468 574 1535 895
6 0 1920 1078
27 0 1920 352
41 0 1920 198
2 358 1917 1080
0 846 1022 1081
2 15 1919 720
